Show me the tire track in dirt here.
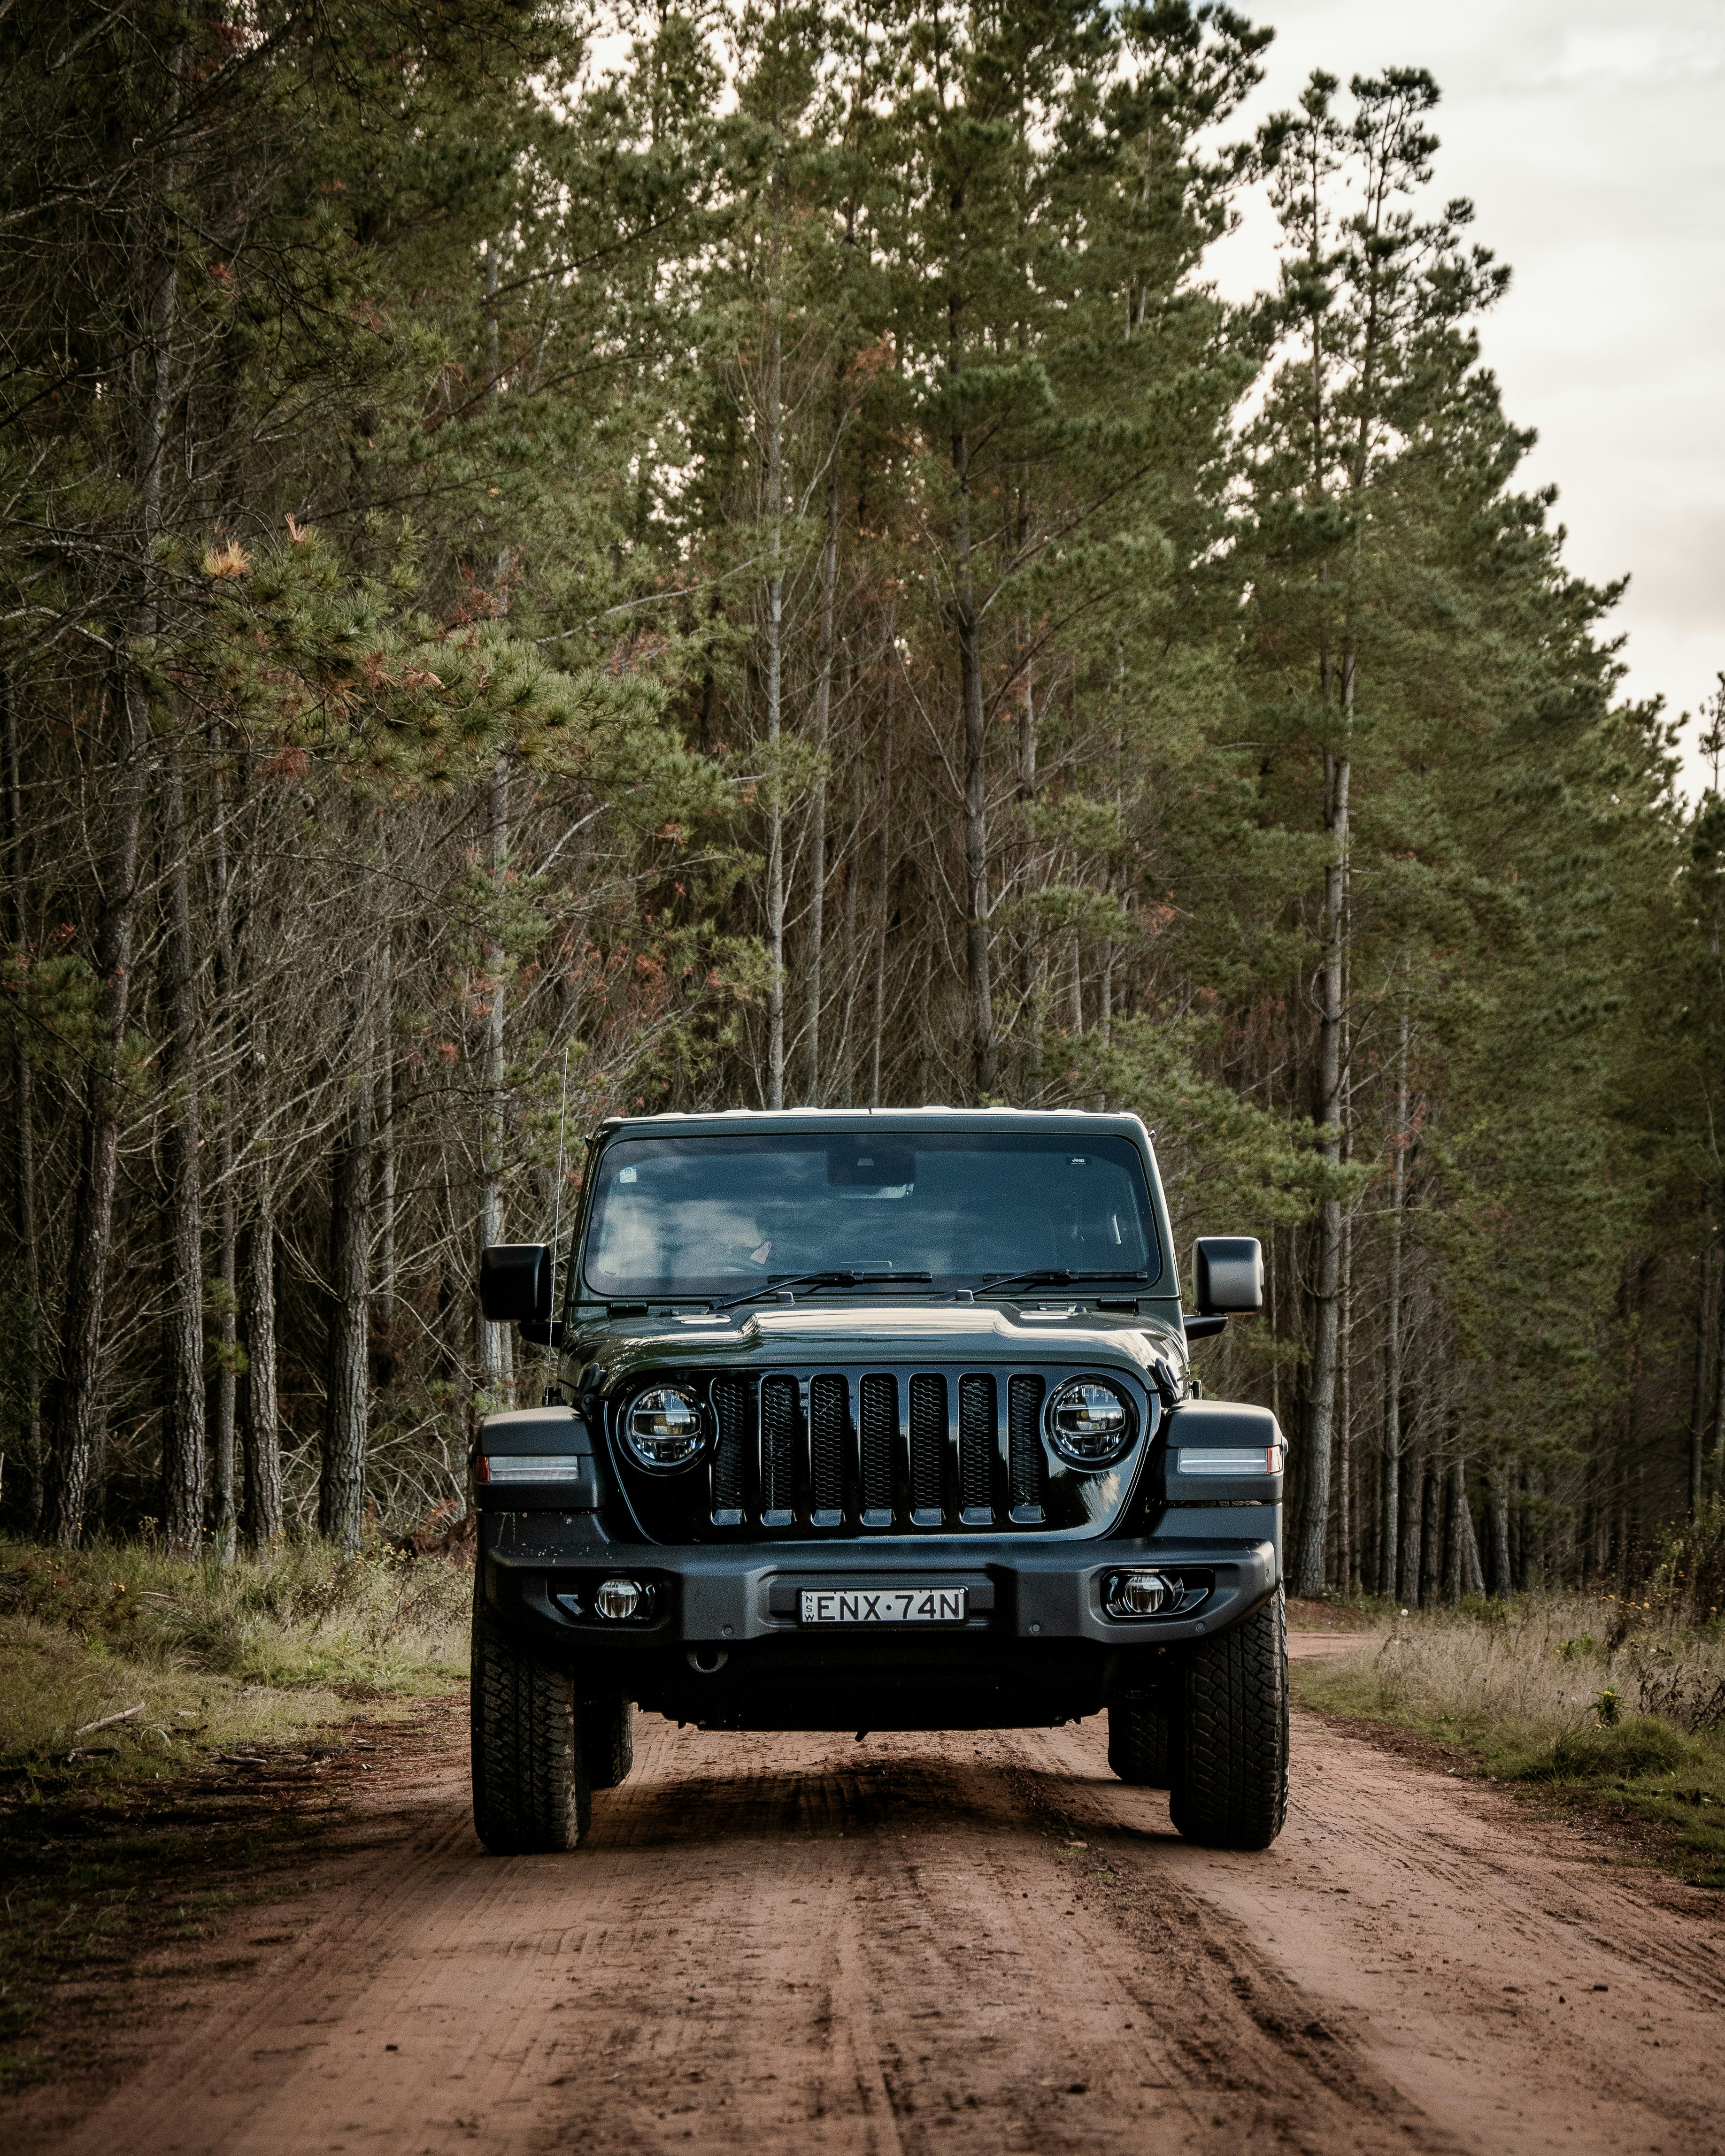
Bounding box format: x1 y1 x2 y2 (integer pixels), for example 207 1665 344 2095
1034 1714 1725 2156
15 1691 1725 2156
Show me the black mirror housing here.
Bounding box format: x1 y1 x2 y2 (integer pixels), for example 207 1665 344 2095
479 1243 552 1324
1192 1236 1263 1316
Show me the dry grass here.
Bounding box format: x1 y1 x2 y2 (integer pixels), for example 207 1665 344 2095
0 1535 470 1805
1304 1594 1725 1742
1295 1593 1725 1882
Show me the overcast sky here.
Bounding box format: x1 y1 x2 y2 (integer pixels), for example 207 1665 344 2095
1202 0 1725 798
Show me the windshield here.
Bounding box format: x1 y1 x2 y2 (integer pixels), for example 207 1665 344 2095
579 1131 1161 1299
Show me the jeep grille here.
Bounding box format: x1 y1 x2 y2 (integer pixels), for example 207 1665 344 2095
609 1363 1153 1541
720 1368 1042 1531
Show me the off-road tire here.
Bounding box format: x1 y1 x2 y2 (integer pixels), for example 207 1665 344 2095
581 1695 635 1790
1167 1586 1288 1849
470 1588 592 1854
1107 1694 1173 1787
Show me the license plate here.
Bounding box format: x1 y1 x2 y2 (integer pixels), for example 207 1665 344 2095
799 1586 969 1626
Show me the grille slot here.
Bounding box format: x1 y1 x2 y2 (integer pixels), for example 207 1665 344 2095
761 1375 801 1525
809 1374 848 1524
1009 1373 1046 1521
959 1374 995 1523
909 1373 946 1523
711 1375 750 1524
859 1373 897 1524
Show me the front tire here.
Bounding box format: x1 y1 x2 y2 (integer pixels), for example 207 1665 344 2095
1167 1586 1289 1849
1108 1693 1173 1787
470 1586 592 1854
581 1695 635 1791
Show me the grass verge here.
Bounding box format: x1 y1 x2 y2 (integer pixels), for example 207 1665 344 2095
1 1534 470 1808
0 1535 471 2107
1291 1594 1725 1887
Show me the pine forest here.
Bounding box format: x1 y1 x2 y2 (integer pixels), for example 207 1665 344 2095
2 0 1722 1603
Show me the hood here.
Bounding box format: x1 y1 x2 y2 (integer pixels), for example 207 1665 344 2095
572 1298 1188 1393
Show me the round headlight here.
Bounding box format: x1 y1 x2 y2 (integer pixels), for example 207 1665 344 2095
622 1384 706 1470
1046 1377 1134 1467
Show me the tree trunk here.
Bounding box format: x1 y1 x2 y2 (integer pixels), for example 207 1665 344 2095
803 439 840 1104
1444 1453 1466 1606
947 154 993 1103
321 963 375 1550
1710 1231 1725 1496
761 175 787 1113
1420 1461 1444 1607
376 921 397 1375
1488 1456 1513 1598
208 728 237 1565
1380 1403 1399 1599
834 855 858 1103
1459 1465 1486 1598
476 235 513 1400
953 432 994 1098
869 696 893 1109
1339 1182 1354 1594
1293 744 1350 1596
1381 993 1409 1596
1524 1469 1545 1590
240 1195 281 1547
477 757 512 1400
1399 1436 1424 1610
50 235 177 1544
2 674 42 1530
1016 667 1043 1096
157 734 207 1553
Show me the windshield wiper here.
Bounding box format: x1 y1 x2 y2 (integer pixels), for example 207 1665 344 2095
950 1268 1149 1299
711 1269 932 1313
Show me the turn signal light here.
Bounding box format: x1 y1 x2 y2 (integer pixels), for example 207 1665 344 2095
476 1455 578 1483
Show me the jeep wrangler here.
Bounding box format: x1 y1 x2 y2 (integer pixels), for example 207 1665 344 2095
470 1107 1287 1854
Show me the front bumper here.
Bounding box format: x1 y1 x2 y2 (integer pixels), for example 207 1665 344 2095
480 1511 1279 1731
480 1508 1278 1650
485 1512 1276 1731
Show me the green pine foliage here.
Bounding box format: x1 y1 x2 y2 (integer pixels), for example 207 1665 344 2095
0 2 1715 1589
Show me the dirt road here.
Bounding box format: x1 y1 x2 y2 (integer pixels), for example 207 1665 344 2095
25 1642 1725 2156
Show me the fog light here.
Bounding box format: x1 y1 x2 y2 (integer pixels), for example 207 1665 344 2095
1106 1570 1172 1618
593 1577 646 1621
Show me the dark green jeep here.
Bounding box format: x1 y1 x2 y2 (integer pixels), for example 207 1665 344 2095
470 1108 1287 1854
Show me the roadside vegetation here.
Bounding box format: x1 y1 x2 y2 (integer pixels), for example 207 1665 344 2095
1294 1509 1725 1883
0 1537 469 1809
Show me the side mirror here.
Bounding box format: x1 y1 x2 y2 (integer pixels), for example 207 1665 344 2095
1192 1236 1263 1316
478 1243 552 1325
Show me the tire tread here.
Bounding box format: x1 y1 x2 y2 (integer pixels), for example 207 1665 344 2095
470 1588 592 1854
1167 1586 1289 1849
1107 1696 1172 1787
581 1696 634 1791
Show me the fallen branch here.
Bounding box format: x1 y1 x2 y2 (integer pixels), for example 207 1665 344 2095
73 1702 144 1737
